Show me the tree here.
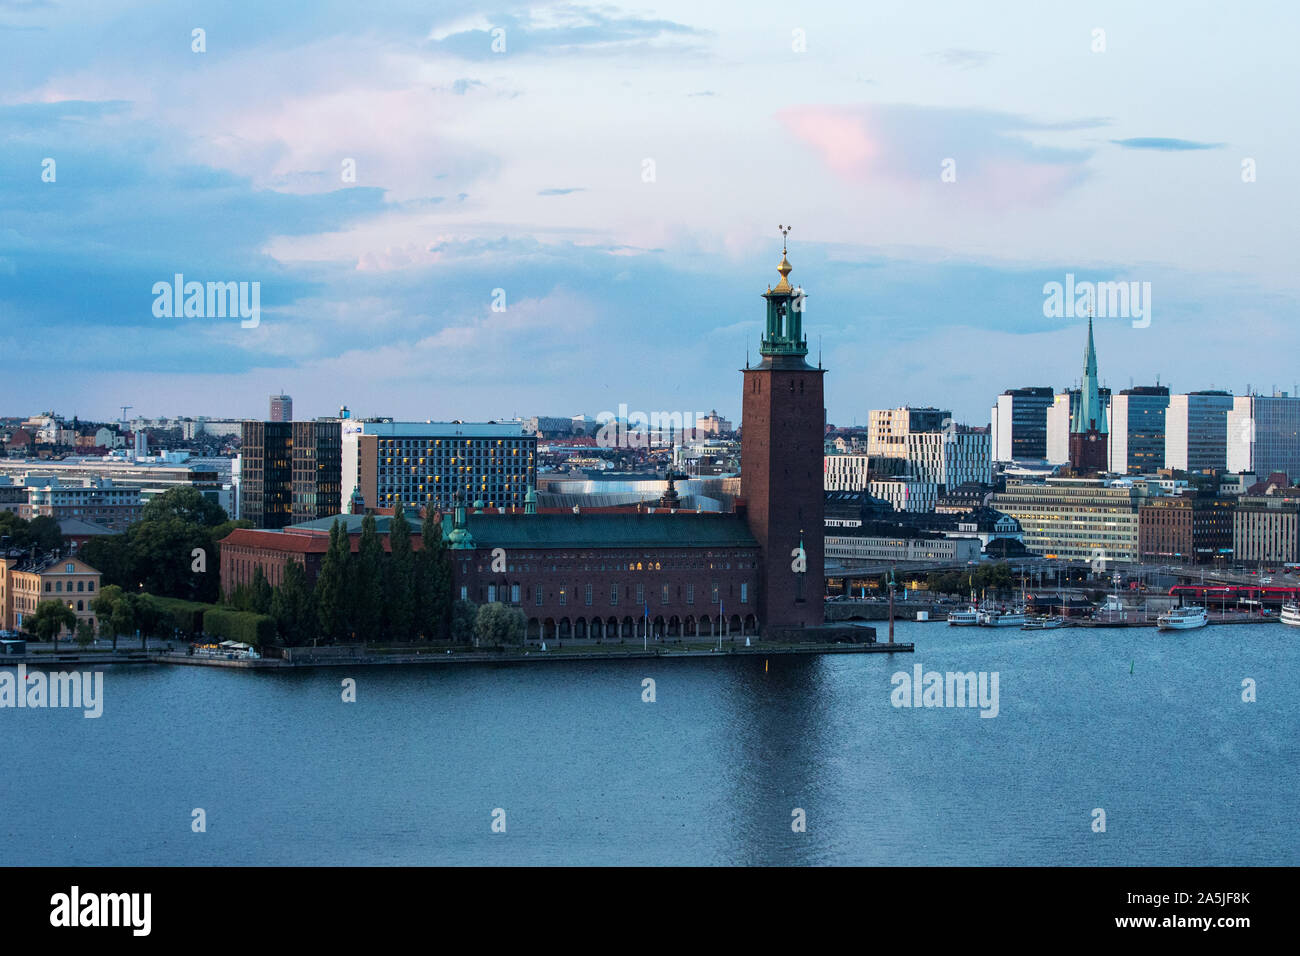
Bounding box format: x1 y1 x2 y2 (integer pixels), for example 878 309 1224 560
26 515 65 553
249 566 273 615
271 558 315 646
386 507 416 641
452 599 478 643
474 602 525 647
416 509 453 641
0 511 65 553
75 619 95 647
315 519 351 643
31 600 76 648
140 486 228 527
353 514 384 643
92 584 125 651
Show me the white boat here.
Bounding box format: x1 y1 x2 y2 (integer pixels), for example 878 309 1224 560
1280 603 1300 627
1022 616 1066 630
948 606 981 626
1156 605 1208 630
979 607 1027 627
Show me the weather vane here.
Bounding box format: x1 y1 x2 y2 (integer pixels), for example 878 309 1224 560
778 223 792 253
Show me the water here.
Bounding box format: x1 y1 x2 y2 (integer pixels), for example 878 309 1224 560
2 621 1296 865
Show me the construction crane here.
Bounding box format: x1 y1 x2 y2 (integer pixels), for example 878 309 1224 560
119 404 133 427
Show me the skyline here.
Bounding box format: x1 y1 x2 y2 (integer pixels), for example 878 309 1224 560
3 1 1297 424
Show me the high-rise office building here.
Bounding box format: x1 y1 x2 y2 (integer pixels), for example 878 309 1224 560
1109 386 1170 475
342 421 537 515
867 407 949 459
991 387 1055 462
1226 392 1300 483
240 420 342 528
269 394 293 423
1165 391 1233 474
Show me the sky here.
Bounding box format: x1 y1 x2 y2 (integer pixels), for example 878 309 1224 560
1 0 1297 427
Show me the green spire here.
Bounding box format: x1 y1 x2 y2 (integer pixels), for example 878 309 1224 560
1071 315 1107 434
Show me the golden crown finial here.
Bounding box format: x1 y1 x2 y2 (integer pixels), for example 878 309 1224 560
773 224 793 292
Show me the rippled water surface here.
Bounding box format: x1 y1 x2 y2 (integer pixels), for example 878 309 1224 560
3 621 1296 865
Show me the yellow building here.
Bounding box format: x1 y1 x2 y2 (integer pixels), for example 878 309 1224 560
0 553 102 636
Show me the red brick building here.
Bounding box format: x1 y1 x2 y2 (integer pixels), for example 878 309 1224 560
219 242 829 641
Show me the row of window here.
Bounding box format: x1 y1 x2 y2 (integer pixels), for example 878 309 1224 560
43 578 95 593
470 581 750 606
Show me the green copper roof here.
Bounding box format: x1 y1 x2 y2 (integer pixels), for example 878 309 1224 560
285 511 758 550
460 513 757 550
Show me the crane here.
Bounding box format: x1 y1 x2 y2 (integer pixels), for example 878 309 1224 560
119 405 133 426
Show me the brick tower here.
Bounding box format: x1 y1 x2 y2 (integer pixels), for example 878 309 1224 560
741 228 826 633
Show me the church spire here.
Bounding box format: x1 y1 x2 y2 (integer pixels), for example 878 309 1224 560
1071 313 1106 434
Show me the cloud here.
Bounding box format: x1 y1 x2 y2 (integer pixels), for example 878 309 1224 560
537 187 585 196
449 78 484 95
778 104 1103 208
928 48 998 70
1110 137 1225 151
424 6 706 60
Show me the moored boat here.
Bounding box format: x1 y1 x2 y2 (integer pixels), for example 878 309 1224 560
1022 615 1066 630
1280 603 1300 627
1156 605 1208 630
948 606 981 626
979 607 1028 627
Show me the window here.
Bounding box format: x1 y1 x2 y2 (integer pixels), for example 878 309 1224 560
662 584 669 605
559 587 567 606
66 563 75 573
536 588 543 606
741 583 749 604
686 584 694 605
511 583 520 603
585 583 592 606
460 586 468 601
611 583 618 606
487 585 497 603
77 581 84 591
636 584 644 606
711 583 720 604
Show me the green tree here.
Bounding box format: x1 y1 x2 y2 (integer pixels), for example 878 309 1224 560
352 514 384 643
386 507 416 641
31 600 77 648
249 566 273 615
474 602 525 647
75 619 95 647
270 558 315 646
91 584 125 651
416 510 453 641
315 519 351 643
140 486 228 526
451 599 477 643
26 515 65 553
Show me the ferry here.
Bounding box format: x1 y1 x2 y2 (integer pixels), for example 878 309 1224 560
1156 606 1208 630
947 606 981 626
979 607 1028 627
1280 603 1300 628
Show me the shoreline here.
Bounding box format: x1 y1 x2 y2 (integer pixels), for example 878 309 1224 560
1 641 915 670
